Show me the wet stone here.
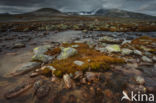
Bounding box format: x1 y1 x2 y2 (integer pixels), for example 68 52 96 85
36 84 50 99
134 50 142 56
142 56 152 62
13 43 25 48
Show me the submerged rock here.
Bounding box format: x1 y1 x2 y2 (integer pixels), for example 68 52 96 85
99 36 122 44
85 72 100 82
74 60 84 66
57 47 78 60
13 43 25 48
106 45 121 52
16 62 41 75
4 83 32 99
33 80 50 99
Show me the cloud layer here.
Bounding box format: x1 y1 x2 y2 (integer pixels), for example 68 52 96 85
0 0 155 16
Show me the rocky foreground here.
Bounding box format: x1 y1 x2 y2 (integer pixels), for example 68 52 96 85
0 31 156 103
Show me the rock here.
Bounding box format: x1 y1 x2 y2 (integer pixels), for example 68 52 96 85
144 52 152 57
85 72 100 82
86 40 96 48
140 46 151 52
106 45 121 52
33 45 51 55
134 50 142 56
32 54 54 63
135 76 145 85
142 56 152 62
99 36 122 44
127 63 138 69
13 43 25 48
34 80 43 92
74 61 84 66
4 83 32 99
101 43 107 47
35 83 50 99
98 48 107 53
57 47 78 60
74 71 83 79
74 38 92 43
32 45 53 63
71 45 79 48
16 62 41 75
30 72 39 78
122 48 133 55
63 74 73 88
80 78 87 84
153 56 156 62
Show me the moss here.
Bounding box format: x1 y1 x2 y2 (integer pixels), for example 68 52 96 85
48 43 124 76
45 48 61 56
53 70 63 77
131 36 156 52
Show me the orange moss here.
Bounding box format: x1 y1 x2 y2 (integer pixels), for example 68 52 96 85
45 48 61 56
49 43 124 76
131 36 156 45
131 36 156 52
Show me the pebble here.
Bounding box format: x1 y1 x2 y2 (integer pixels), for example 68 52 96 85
74 60 84 66
13 43 25 48
134 50 142 56
135 76 145 85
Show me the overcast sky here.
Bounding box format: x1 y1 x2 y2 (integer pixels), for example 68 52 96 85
0 0 155 16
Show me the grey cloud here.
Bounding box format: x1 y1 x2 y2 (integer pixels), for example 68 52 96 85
0 0 155 16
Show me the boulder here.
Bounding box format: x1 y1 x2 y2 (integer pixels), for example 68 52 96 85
32 45 53 63
33 45 51 55
32 54 54 63
57 47 78 60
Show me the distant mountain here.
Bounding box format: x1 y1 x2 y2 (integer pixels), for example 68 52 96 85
94 8 156 19
23 8 65 16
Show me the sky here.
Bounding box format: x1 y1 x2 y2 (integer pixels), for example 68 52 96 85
0 0 155 16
